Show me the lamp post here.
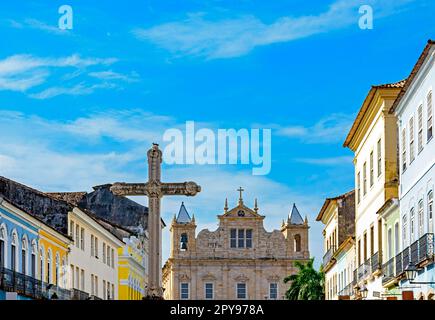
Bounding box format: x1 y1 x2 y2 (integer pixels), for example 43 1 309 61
404 264 435 284
359 285 368 299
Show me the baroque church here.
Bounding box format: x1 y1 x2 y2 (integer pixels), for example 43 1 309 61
162 190 310 300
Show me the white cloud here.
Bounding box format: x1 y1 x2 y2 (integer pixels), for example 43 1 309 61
88 70 140 83
0 54 118 95
295 156 354 165
133 0 413 59
9 18 72 35
276 113 354 144
28 82 117 99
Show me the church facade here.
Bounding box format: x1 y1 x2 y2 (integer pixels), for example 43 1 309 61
162 191 310 300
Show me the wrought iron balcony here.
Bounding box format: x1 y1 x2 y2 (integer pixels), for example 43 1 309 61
418 233 434 264
370 252 382 273
71 288 90 300
395 252 403 276
338 282 354 297
357 259 371 281
382 257 395 285
323 246 336 267
0 267 72 300
410 240 419 265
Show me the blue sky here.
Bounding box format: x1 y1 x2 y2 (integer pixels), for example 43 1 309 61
0 0 434 267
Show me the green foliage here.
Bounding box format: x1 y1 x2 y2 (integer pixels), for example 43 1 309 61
284 258 325 300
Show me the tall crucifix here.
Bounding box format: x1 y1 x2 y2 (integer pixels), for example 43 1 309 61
110 143 201 299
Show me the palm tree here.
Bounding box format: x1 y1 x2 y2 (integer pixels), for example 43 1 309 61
284 258 324 300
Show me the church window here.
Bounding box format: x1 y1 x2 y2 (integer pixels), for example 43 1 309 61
230 229 237 248
180 233 188 251
294 234 301 252
205 283 213 299
269 283 278 300
246 229 252 248
238 229 245 247
180 282 189 299
236 283 247 299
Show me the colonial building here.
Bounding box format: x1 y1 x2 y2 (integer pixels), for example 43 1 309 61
162 190 310 300
50 184 151 300
317 190 355 300
0 176 125 300
343 79 404 299
0 192 71 300
389 40 435 300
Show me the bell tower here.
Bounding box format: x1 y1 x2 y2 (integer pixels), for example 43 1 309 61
281 203 310 258
170 202 197 258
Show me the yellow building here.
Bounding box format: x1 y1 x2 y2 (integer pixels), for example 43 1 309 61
38 225 71 292
118 234 148 300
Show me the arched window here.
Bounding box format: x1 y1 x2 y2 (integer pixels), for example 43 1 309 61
55 253 60 286
294 234 301 252
418 199 424 237
31 241 37 278
402 214 408 247
39 246 44 282
47 249 52 284
21 236 28 275
410 208 415 242
180 233 188 251
429 191 433 234
11 231 17 271
0 224 6 268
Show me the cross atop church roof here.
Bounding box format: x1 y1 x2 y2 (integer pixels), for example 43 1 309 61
176 202 192 224
288 203 304 225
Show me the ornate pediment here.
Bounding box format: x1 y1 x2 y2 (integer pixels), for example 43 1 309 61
202 272 217 281
267 275 281 282
178 273 191 281
223 203 263 219
234 274 249 282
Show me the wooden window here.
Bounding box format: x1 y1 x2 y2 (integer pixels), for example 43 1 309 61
363 162 367 195
418 105 424 152
418 200 424 237
410 208 415 242
205 283 214 300
357 172 361 203
269 283 278 300
402 128 407 171
91 235 94 257
370 151 374 187
370 226 374 256
428 90 433 141
409 117 415 162
80 228 85 250
180 282 189 299
429 191 433 233
377 139 382 177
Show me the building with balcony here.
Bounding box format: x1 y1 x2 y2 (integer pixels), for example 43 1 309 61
389 40 435 300
163 192 310 300
316 190 355 300
0 176 126 300
0 194 71 300
344 79 404 299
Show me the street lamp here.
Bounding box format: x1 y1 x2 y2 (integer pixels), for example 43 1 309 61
404 264 418 281
404 264 435 284
359 286 368 299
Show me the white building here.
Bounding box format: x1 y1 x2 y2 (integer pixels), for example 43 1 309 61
67 207 125 300
390 40 435 300
344 80 404 299
317 191 355 300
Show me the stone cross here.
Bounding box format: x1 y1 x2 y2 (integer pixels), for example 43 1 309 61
110 143 201 299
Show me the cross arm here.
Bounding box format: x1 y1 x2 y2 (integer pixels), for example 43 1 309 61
110 182 148 196
161 182 201 196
